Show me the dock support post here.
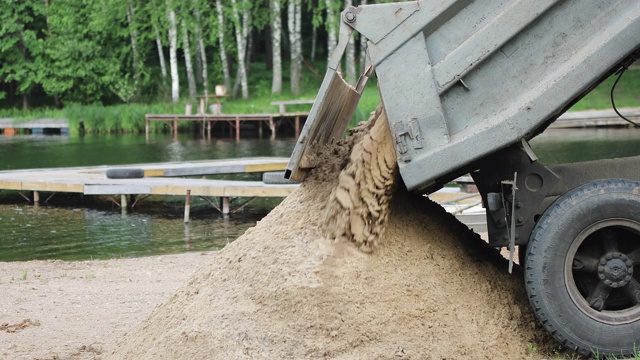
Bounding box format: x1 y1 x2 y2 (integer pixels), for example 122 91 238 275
258 121 263 139
145 117 149 143
207 121 211 138
121 194 128 215
269 118 276 140
173 119 178 139
33 191 40 205
184 190 191 223
235 117 240 141
295 116 300 139
221 197 230 215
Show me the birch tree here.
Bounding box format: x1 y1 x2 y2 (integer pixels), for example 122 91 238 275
230 0 251 99
125 0 140 87
215 0 231 92
359 0 368 74
345 0 356 85
325 0 338 62
288 0 302 95
167 0 179 102
270 0 282 94
181 19 197 98
192 2 208 96
154 24 168 78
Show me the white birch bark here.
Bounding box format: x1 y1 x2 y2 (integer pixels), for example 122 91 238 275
289 0 302 95
215 0 231 92
192 2 208 95
325 0 337 63
359 0 368 73
270 0 282 95
310 25 317 62
181 20 197 98
126 1 140 85
154 25 167 78
230 0 250 99
345 0 356 85
167 1 180 102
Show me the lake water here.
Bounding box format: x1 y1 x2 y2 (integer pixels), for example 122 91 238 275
1 128 640 261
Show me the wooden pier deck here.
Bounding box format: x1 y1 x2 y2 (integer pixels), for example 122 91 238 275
0 157 296 215
551 107 640 128
145 112 309 140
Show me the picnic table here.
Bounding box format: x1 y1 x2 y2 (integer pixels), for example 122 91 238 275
197 94 229 114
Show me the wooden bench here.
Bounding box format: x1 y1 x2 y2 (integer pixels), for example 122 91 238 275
270 99 315 115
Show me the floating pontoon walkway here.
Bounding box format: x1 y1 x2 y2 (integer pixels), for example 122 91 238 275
0 118 69 134
0 157 297 215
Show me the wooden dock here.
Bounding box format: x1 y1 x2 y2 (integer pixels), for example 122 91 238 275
145 112 309 141
0 157 296 215
551 107 640 128
146 99 314 140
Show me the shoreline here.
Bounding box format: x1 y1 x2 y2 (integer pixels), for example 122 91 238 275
0 251 217 360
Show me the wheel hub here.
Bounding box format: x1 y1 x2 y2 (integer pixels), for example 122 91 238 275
597 252 634 288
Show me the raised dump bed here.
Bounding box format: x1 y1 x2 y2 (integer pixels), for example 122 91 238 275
287 0 640 356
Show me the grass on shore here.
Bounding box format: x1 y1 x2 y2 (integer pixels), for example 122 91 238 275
0 65 637 135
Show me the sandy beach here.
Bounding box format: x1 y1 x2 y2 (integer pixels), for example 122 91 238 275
0 252 216 360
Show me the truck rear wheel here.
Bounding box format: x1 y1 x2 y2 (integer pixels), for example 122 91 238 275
525 179 640 357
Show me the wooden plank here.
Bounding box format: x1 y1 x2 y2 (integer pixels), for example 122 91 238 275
144 169 165 177
0 180 23 190
22 181 84 193
85 184 152 195
244 163 288 173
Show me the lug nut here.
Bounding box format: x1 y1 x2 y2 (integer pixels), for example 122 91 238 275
605 280 612 286
599 274 605 280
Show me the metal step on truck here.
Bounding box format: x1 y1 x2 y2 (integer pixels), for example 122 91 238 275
286 0 640 357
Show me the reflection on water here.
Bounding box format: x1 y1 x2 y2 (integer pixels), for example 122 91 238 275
1 128 640 261
0 203 269 262
0 133 293 261
531 128 640 164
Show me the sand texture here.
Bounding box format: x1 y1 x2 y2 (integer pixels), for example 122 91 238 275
107 111 555 359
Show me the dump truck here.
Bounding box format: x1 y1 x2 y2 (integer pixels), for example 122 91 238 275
286 0 640 357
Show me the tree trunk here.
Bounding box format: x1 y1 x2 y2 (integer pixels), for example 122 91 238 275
44 0 60 107
311 25 317 62
325 0 337 63
215 0 232 92
167 1 180 102
181 20 197 99
233 31 253 98
154 25 168 78
230 0 250 100
192 3 208 95
345 0 356 85
270 0 282 95
289 0 302 95
359 0 368 73
126 1 140 87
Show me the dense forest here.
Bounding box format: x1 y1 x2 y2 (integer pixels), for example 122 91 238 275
0 0 381 110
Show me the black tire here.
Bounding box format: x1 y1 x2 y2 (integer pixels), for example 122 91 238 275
262 171 297 184
106 168 144 179
525 179 640 357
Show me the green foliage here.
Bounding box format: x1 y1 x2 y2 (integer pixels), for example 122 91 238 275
0 0 636 132
571 68 640 111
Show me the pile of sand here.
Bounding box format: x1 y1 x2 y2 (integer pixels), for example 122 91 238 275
107 111 553 359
